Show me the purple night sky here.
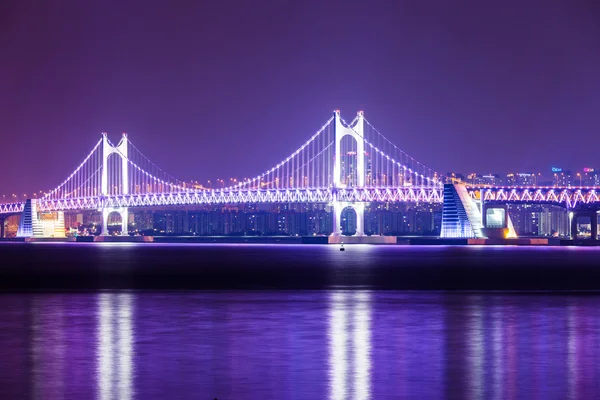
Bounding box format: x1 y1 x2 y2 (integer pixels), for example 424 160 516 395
1 0 599 196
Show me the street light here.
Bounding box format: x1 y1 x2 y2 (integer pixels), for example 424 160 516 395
577 172 582 186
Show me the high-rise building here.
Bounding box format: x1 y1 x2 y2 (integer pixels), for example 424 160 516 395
480 174 502 185
83 211 102 226
153 212 167 233
341 151 358 186
553 171 572 186
582 168 599 186
64 213 81 229
366 156 373 185
467 173 502 186
522 205 541 235
538 205 569 237
190 212 213 235
173 211 189 234
133 211 154 231
506 173 536 186
507 204 569 236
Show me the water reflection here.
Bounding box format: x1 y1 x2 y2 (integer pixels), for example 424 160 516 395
3 292 600 399
30 297 66 400
467 295 483 400
491 305 504 400
97 292 134 400
328 291 371 400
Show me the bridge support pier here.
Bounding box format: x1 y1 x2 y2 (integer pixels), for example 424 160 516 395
0 216 5 238
571 211 598 240
101 207 129 236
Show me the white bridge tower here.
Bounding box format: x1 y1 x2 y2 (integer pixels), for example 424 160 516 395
101 133 129 236
331 110 366 236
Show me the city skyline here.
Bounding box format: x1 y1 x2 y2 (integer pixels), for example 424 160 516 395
1 0 600 196
4 161 600 200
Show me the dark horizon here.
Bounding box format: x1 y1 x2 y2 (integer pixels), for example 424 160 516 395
1 0 599 196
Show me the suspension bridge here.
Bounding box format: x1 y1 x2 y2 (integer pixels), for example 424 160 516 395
1 110 599 239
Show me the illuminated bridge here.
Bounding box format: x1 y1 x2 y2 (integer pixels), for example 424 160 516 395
0 110 598 239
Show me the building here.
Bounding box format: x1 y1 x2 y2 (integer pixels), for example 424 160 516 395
341 151 358 186
507 203 569 237
538 205 569 237
63 213 83 229
133 211 154 231
506 173 537 186
553 171 572 186
467 173 502 186
83 211 102 226
125 202 446 237
582 168 600 186
173 211 189 234
445 173 465 183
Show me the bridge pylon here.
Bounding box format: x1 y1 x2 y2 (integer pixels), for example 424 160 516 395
100 133 129 236
331 110 367 237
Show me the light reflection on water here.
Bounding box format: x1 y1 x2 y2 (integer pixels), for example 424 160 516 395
328 291 371 400
467 295 483 400
491 305 503 400
30 296 66 400
2 292 600 399
568 302 578 400
98 293 133 400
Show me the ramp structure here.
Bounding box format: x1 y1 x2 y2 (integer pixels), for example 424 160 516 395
17 199 65 238
441 183 520 239
440 183 484 238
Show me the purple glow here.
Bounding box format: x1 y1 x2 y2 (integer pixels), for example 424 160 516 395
1 1 600 197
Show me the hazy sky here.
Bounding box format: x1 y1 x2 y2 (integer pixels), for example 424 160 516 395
1 0 599 195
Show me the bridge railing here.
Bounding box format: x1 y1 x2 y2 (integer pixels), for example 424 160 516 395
467 186 600 208
0 186 443 213
0 202 24 214
5 185 600 215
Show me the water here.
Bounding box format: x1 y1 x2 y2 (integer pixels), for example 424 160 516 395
3 242 600 290
3 243 600 399
2 291 600 399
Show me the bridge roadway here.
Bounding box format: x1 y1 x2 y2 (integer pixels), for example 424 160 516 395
1 185 600 215
468 186 600 208
0 186 444 214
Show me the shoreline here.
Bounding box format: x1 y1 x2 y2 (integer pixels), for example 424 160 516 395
0 235 599 246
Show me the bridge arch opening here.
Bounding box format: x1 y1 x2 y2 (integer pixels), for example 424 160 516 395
105 153 125 196
333 111 365 189
341 206 357 236
571 213 599 240
339 135 360 187
107 211 123 235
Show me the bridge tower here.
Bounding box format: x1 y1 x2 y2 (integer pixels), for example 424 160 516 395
332 110 366 236
101 133 129 236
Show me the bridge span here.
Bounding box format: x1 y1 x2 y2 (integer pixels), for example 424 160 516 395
1 110 599 239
